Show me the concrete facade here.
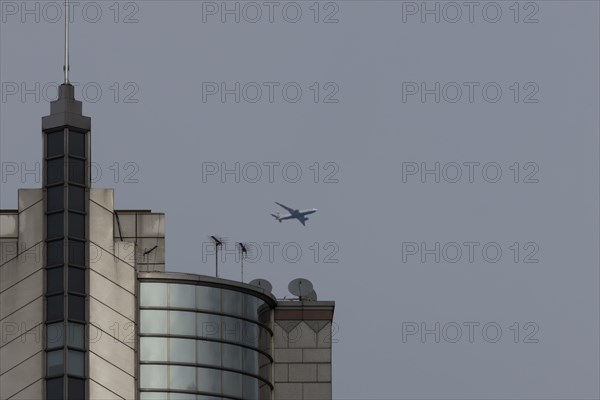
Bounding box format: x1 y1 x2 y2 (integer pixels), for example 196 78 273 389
88 189 137 400
273 302 335 400
0 190 45 399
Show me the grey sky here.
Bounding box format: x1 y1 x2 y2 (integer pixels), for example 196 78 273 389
1 1 599 398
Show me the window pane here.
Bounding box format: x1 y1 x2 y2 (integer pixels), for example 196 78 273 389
222 317 243 343
169 311 195 336
139 393 168 400
197 367 221 393
244 295 258 320
47 186 64 212
222 371 242 397
47 131 64 158
197 286 220 312
170 338 195 363
68 186 85 212
47 213 64 239
47 240 64 266
67 350 84 376
68 266 85 292
140 365 167 389
243 375 259 400
140 337 167 361
260 326 271 351
169 284 195 309
47 267 64 294
68 267 85 294
47 295 64 321
47 158 64 185
170 394 196 400
222 343 242 370
242 348 259 375
46 377 64 400
67 240 85 266
169 366 196 391
257 301 268 325
46 322 64 350
68 212 85 239
222 289 242 316
47 350 63 376
140 310 167 334
68 377 85 400
68 158 85 184
242 321 260 348
68 295 85 321
68 131 86 157
67 323 85 350
140 283 167 307
259 354 271 383
197 340 221 366
197 314 220 339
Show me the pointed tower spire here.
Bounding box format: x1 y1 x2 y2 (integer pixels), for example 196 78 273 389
41 5 90 396
64 0 70 83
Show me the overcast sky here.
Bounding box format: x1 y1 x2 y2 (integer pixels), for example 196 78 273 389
1 1 599 398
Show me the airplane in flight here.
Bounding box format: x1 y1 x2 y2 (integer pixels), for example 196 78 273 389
271 202 317 226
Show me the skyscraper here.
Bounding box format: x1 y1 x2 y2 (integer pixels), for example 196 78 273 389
1 52 334 400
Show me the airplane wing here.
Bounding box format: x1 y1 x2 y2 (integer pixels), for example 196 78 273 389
275 202 295 213
299 218 306 226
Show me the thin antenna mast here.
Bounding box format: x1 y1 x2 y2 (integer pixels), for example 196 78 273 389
237 243 248 283
210 236 223 278
64 0 70 83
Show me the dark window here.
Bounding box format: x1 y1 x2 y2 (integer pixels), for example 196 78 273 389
47 267 64 294
67 350 85 377
68 212 85 239
47 240 64 266
47 131 64 158
46 377 64 400
47 186 64 212
46 213 64 239
68 158 85 185
68 131 86 158
46 158 64 185
46 322 65 350
68 377 85 399
67 323 85 350
68 186 85 212
68 267 85 294
68 295 85 321
47 350 64 376
67 240 85 266
47 295 64 321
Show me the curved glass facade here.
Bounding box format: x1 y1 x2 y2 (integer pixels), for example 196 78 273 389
138 278 275 400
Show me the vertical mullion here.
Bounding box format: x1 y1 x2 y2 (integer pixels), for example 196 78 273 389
63 128 69 397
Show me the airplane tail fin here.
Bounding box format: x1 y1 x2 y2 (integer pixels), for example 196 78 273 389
271 213 282 221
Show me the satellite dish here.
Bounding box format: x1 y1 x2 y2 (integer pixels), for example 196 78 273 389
288 278 314 299
249 279 273 293
305 289 318 301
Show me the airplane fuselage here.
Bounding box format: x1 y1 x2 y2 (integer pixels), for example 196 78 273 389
271 203 317 226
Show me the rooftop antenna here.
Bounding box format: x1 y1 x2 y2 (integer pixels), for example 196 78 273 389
237 243 248 283
63 0 70 83
288 278 314 301
210 236 223 277
249 279 273 293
